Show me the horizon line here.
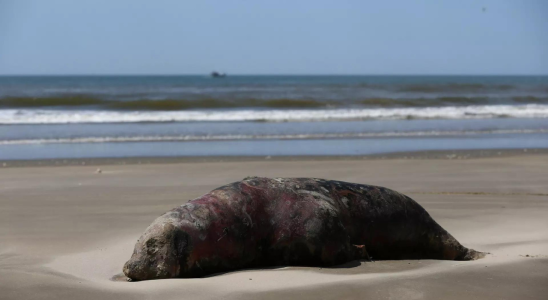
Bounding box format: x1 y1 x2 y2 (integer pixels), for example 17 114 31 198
1 73 547 77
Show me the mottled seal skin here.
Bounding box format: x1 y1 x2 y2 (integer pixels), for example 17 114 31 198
123 177 483 280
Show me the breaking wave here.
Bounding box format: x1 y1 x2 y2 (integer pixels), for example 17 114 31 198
3 129 547 145
1 104 548 124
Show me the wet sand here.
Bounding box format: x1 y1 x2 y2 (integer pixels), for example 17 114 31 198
1 152 547 299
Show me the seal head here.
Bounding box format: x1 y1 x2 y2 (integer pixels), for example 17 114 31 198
123 222 190 281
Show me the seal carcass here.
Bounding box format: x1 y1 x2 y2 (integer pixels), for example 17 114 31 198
123 177 483 280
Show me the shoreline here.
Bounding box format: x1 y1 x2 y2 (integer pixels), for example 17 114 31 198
1 148 546 168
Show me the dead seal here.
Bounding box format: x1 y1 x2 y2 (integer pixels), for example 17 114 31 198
123 177 483 280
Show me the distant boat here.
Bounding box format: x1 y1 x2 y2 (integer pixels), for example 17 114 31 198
211 71 226 78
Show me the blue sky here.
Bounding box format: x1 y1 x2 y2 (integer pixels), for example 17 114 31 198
0 0 546 75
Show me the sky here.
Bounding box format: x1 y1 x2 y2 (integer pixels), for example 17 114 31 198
0 0 547 75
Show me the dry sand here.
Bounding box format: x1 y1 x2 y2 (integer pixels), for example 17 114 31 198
1 154 547 299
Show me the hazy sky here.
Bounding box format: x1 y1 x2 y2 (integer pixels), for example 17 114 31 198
0 0 547 75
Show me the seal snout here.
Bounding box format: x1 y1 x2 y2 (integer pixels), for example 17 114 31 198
123 259 144 281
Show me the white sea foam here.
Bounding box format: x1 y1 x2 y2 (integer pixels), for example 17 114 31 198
1 104 548 124
2 129 547 145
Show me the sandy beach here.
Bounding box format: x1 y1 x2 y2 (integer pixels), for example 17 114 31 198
1 152 547 300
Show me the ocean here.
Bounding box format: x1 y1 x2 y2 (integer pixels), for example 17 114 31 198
1 75 547 160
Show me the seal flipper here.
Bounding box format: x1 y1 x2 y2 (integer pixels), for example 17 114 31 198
460 248 486 260
427 229 485 261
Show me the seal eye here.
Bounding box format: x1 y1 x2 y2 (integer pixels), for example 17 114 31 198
146 238 158 255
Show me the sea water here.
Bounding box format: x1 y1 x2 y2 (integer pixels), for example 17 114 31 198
1 75 547 159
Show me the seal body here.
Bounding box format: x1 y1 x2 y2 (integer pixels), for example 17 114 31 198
123 177 482 280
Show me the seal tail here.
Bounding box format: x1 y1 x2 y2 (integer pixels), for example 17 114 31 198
420 220 485 261
436 230 486 261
